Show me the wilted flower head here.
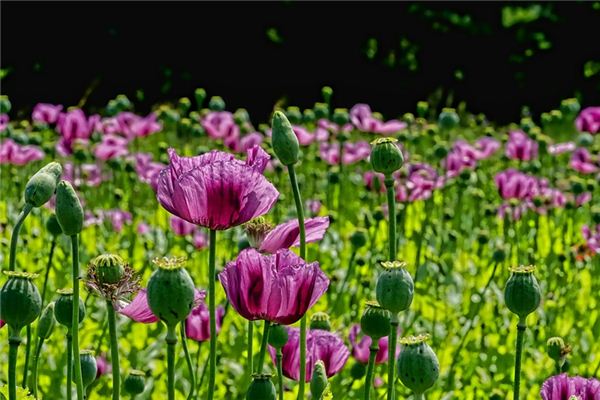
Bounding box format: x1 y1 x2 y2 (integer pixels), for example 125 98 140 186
540 373 600 400
86 256 140 303
245 216 330 254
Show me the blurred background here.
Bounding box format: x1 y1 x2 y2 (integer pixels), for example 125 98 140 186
2 1 599 123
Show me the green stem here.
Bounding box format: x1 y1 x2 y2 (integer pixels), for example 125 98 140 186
247 321 254 379
287 164 307 399
8 203 33 272
255 320 271 374
195 341 203 395
387 315 399 400
363 343 379 400
276 349 284 400
8 331 22 400
413 394 424 400
207 229 217 400
106 301 120 400
22 325 32 388
41 239 57 308
32 337 44 398
71 235 84 400
180 322 195 400
67 332 73 400
513 318 526 400
384 177 396 260
166 325 178 400
333 250 356 312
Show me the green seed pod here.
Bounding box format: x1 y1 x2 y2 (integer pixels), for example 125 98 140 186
360 301 391 340
350 229 368 249
591 206 600 225
303 109 316 124
492 246 506 263
46 214 63 237
576 133 593 148
0 271 42 332
397 334 439 396
310 360 328 400
271 111 300 166
370 137 404 175
37 302 56 340
90 254 126 284
246 373 276 400
321 86 333 104
115 94 132 111
373 210 385 222
76 350 97 388
438 108 460 130
504 265 541 319
546 337 565 362
286 106 303 125
55 180 84 236
208 96 225 112
194 88 207 109
267 324 289 349
54 289 86 328
147 257 195 327
24 162 63 207
560 98 580 118
314 102 329 120
376 261 414 314
124 369 146 395
350 361 367 379
310 312 331 332
433 144 449 159
178 97 191 114
332 108 349 126
416 101 429 118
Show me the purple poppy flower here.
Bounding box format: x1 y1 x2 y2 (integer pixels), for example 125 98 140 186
170 215 196 236
257 217 330 254
185 292 225 342
202 111 239 140
396 163 444 203
56 109 96 155
474 137 501 159
540 373 600 399
219 248 329 325
94 134 129 161
119 288 206 324
319 141 371 165
349 324 399 365
0 139 45 166
193 230 209 250
32 103 63 124
95 355 110 378
95 117 122 136
62 162 104 188
506 131 538 161
157 145 278 231
307 200 322 216
494 169 537 200
576 106 600 134
268 327 350 382
570 148 599 174
443 144 477 178
134 153 166 192
235 132 265 153
548 142 576 156
350 104 406 135
137 222 151 235
130 113 161 138
0 114 9 132
582 225 600 254
363 171 386 193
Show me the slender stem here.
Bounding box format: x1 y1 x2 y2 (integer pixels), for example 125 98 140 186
255 320 271 374
276 349 284 400
166 325 178 400
22 325 32 388
71 235 84 400
333 250 356 312
41 239 57 308
67 332 73 400
8 331 22 400
180 322 196 400
513 319 526 400
363 343 379 400
195 342 203 395
247 321 254 379
287 164 307 399
207 229 217 400
106 301 120 400
8 203 33 273
384 177 396 260
387 315 399 400
32 337 45 398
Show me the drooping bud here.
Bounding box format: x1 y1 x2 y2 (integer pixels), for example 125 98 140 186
370 138 404 175
208 96 226 112
24 162 63 207
147 257 195 327
376 261 414 314
438 108 460 130
55 180 84 236
397 334 439 396
90 254 126 284
0 271 42 332
310 360 329 399
310 312 331 331
46 214 63 237
267 324 289 349
76 350 98 388
124 370 146 396
243 218 274 249
54 289 86 329
246 373 276 400
271 111 300 166
360 301 391 340
350 229 368 249
504 265 541 319
37 302 56 339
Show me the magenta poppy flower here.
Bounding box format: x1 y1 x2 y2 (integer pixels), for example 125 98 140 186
506 131 538 161
219 248 329 325
474 137 501 159
94 134 129 161
157 145 278 230
570 148 599 174
88 209 132 233
576 106 600 134
582 225 600 254
32 103 63 124
395 163 444 203
306 200 322 216
56 109 96 155
350 104 406 135
134 153 165 192
235 132 264 153
95 117 121 135
548 142 576 156
185 293 225 342
443 144 477 178
119 288 206 324
193 230 209 249
202 111 239 139
541 373 600 400
137 222 151 235
170 215 196 236
0 114 9 132
349 324 399 365
363 171 386 193
319 141 371 165
130 113 161 138
256 217 330 254
0 139 45 166
268 327 349 382
62 162 103 188
494 169 537 200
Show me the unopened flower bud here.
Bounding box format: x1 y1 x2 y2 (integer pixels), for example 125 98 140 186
285 106 302 125
314 102 329 120
25 162 63 207
504 265 541 319
246 373 276 400
310 312 331 331
0 271 42 332
54 289 86 329
267 324 289 349
310 360 328 399
37 302 56 339
178 97 191 114
416 101 429 118
350 229 368 249
124 370 146 395
397 334 439 396
360 301 391 340
55 181 84 236
46 214 63 237
376 261 414 314
271 111 300 166
370 137 404 175
208 96 225 112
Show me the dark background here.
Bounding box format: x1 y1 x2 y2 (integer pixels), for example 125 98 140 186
1 1 599 124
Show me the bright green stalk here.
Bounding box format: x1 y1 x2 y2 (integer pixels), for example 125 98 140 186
363 343 379 400
22 325 32 388
247 321 254 379
384 176 396 260
166 325 177 400
8 203 33 273
71 235 84 400
387 314 399 400
513 318 526 400
8 329 21 400
106 301 120 400
67 332 73 400
40 239 57 308
384 176 398 400
31 335 45 399
180 322 195 400
255 320 271 374
276 349 284 400
207 229 217 400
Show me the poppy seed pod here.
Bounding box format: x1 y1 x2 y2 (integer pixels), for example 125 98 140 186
416 101 429 118
286 106 303 125
271 111 300 166
76 350 97 388
55 180 83 236
546 337 565 362
46 214 63 237
350 229 368 249
90 254 126 285
376 261 414 314
438 108 460 130
321 86 333 103
37 302 56 340
314 102 329 119
267 324 289 349
208 96 226 112
370 137 404 175
54 289 86 328
146 257 195 328
124 370 146 395
310 360 328 400
24 162 63 207
194 88 207 108
0 271 42 332
397 334 439 395
332 108 349 126
360 301 391 340
246 373 276 400
310 312 331 332
504 265 541 319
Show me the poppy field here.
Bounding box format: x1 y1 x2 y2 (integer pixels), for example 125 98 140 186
0 91 599 400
